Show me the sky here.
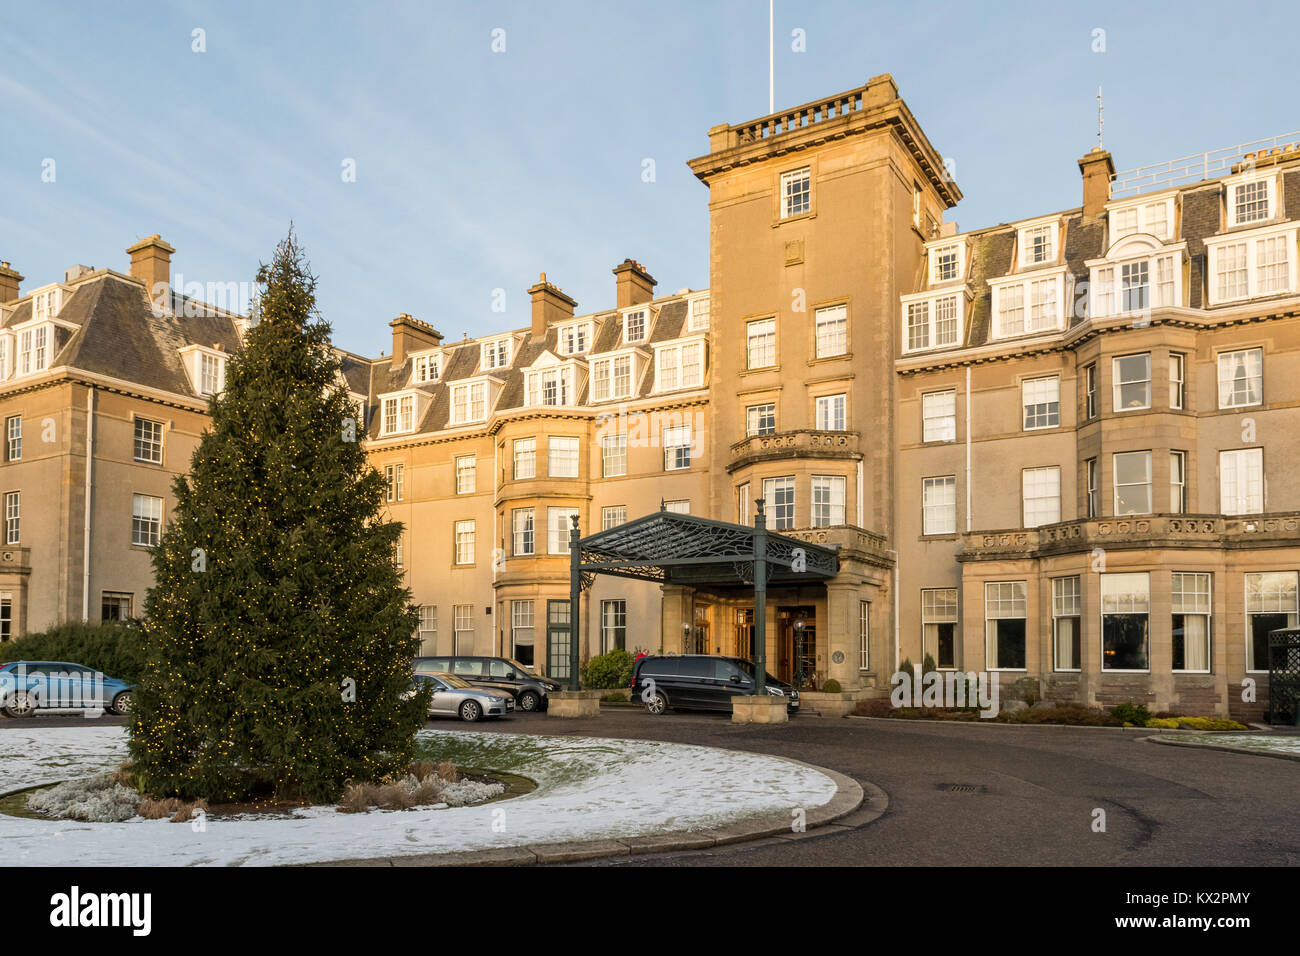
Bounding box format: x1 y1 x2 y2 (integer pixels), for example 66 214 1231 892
2 0 1297 356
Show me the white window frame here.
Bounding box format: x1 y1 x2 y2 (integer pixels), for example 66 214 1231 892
780 166 811 219
622 308 649 345
1021 376 1060 430
557 321 592 356
381 394 416 435
1112 353 1151 412
1171 572 1212 674
762 476 796 530
548 507 580 554
5 416 20 463
512 507 535 556
600 599 628 653
1245 571 1299 672
454 519 476 565
687 295 711 332
814 393 846 431
654 338 705 392
601 505 626 530
1021 466 1061 528
480 337 512 371
1204 223 1298 305
1052 576 1082 672
922 389 956 443
1019 220 1057 266
662 424 691 471
901 292 965 354
412 351 441 383
988 271 1068 340
3 491 18 545
746 317 776 369
1113 450 1153 516
455 456 476 494
984 581 1027 671
1219 448 1264 516
921 588 958 670
859 601 871 671
1106 195 1176 242
922 476 957 536
600 433 627 477
1101 572 1151 672
1225 173 1278 228
590 351 638 402
384 462 404 502
450 381 489 425
928 241 965 285
1170 450 1187 514
1217 347 1263 409
133 417 164 464
810 475 846 528
814 304 847 358
746 403 776 437
513 438 536 480
453 605 474 655
548 436 579 479
131 493 162 547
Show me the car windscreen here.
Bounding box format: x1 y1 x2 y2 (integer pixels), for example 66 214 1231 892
435 673 473 689
503 658 535 677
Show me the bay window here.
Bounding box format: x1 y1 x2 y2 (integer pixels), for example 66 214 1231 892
1053 576 1081 671
1101 572 1150 671
985 581 1027 670
1171 572 1211 672
1246 571 1298 672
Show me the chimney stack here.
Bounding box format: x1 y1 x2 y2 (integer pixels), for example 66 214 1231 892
126 234 175 310
0 262 22 303
388 313 443 366
526 272 577 342
1077 148 1116 221
613 259 656 309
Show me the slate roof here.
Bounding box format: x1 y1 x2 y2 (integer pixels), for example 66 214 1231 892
1 273 246 400
924 161 1300 355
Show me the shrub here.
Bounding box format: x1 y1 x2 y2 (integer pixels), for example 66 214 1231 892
0 621 145 684
921 653 937 676
1145 717 1181 729
581 648 635 690
1000 705 1122 726
1110 702 1152 726
1173 716 1248 731
27 773 141 822
898 657 915 681
821 679 842 694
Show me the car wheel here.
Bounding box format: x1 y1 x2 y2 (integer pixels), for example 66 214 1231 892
644 691 668 715
459 700 482 722
4 691 37 718
110 691 133 716
518 691 540 712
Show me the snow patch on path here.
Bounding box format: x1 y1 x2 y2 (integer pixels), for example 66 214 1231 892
0 725 837 866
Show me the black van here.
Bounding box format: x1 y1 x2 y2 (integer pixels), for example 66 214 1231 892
413 656 562 712
630 655 799 715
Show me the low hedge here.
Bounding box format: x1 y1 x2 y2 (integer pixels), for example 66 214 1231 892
0 621 145 684
580 648 635 690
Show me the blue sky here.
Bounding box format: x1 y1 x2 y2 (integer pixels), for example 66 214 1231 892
2 0 1296 355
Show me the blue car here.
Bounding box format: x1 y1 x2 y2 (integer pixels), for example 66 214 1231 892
0 661 136 717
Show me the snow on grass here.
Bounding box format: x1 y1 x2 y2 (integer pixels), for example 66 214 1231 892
1161 732 1300 758
0 725 837 866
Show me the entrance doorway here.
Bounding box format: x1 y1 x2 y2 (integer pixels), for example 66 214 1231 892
777 606 817 689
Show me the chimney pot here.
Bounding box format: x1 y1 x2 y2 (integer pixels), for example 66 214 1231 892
527 273 577 342
125 234 175 313
388 313 443 366
0 261 23 303
1077 149 1116 221
612 258 657 310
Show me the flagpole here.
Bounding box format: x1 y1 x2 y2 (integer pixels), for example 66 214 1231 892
768 0 774 114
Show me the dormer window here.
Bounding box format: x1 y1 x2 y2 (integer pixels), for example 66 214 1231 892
481 337 512 371
17 325 50 376
1203 222 1298 305
1016 218 1061 267
557 322 591 356
178 345 227 397
450 381 490 425
623 309 648 344
688 296 710 331
382 395 414 435
1022 224 1055 265
988 271 1070 340
590 351 639 402
527 367 572 407
1108 195 1175 242
900 291 967 354
654 339 705 392
1227 174 1277 227
412 352 441 384
31 288 62 321
930 243 963 284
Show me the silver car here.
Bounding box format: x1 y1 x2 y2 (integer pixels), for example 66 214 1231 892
412 672 515 722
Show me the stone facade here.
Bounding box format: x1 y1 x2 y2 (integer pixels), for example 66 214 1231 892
4 74 1298 720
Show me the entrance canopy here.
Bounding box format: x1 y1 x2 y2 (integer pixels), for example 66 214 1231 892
573 508 839 589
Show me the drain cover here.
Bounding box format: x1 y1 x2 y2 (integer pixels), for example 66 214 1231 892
938 783 984 793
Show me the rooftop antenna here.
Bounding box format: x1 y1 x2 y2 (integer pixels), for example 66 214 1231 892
768 0 774 114
1097 84 1104 150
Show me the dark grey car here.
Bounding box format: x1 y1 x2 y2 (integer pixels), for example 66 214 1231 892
413 656 561 712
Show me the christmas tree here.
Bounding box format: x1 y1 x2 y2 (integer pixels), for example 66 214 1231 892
129 232 426 803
